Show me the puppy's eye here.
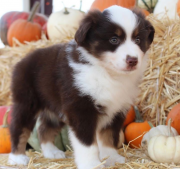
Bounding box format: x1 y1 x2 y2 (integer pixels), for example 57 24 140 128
135 38 140 44
109 37 120 45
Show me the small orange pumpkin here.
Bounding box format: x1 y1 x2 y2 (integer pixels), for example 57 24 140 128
141 9 150 16
177 0 180 16
125 106 153 148
90 0 136 11
166 103 180 134
0 108 11 153
123 106 136 127
7 2 41 46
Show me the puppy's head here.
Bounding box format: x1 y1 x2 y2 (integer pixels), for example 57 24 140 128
75 5 155 73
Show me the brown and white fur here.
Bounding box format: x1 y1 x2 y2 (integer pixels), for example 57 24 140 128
8 6 154 169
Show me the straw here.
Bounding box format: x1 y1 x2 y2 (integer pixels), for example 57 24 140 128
1 145 180 169
137 14 180 125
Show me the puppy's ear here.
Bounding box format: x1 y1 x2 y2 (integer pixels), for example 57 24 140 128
132 7 155 45
131 7 146 19
75 10 102 46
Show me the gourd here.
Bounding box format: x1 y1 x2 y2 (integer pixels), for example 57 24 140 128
47 8 85 40
137 0 158 13
141 124 178 146
28 118 71 152
166 103 180 134
90 0 136 12
125 106 153 148
0 108 11 153
90 0 149 16
123 106 135 127
148 119 180 164
0 11 47 45
7 2 42 46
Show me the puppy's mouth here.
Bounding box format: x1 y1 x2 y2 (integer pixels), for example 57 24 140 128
101 61 138 75
123 66 137 72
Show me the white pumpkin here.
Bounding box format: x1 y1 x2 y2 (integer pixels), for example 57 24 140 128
138 0 158 11
141 125 178 146
47 8 85 40
148 135 180 163
118 130 125 148
148 119 180 164
154 0 179 19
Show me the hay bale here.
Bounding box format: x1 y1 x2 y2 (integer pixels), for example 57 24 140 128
138 14 180 125
0 35 72 106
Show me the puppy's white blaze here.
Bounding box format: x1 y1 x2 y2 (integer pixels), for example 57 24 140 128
41 142 65 159
69 128 102 169
8 153 29 165
103 39 144 71
105 5 137 37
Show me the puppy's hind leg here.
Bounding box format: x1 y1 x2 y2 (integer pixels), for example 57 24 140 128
8 102 39 165
38 110 66 159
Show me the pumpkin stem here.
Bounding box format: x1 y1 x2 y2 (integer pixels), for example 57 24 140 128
150 0 152 9
2 108 10 128
162 117 167 125
134 106 144 123
147 121 154 128
167 118 172 137
135 0 138 7
79 0 82 11
142 0 151 11
27 1 40 22
64 7 70 14
61 1 69 14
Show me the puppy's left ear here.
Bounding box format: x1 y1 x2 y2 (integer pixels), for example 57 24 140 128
75 10 102 46
132 8 155 45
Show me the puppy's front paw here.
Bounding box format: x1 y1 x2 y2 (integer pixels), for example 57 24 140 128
44 149 66 159
41 142 66 159
105 154 125 166
8 153 29 165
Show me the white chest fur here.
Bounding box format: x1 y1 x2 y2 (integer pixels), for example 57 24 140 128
68 47 147 129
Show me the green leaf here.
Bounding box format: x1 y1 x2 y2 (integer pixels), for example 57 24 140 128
28 118 71 152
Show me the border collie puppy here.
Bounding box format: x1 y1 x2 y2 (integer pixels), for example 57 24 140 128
8 5 154 169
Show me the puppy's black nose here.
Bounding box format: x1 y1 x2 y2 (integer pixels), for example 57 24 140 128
126 55 138 67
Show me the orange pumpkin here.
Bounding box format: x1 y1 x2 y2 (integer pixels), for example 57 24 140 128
125 106 153 148
123 106 135 127
141 9 150 16
177 0 180 16
166 103 180 134
90 0 136 11
0 108 11 153
7 2 41 46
